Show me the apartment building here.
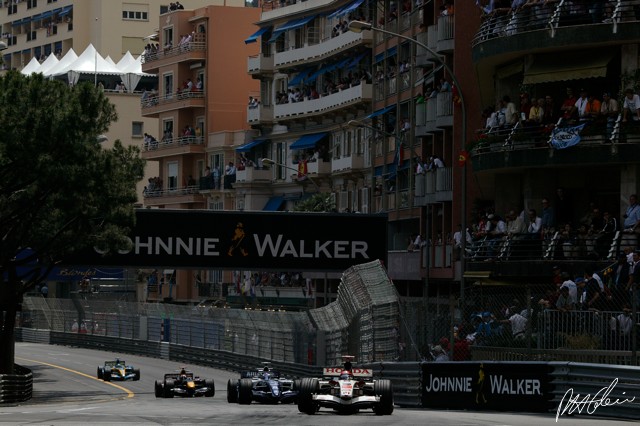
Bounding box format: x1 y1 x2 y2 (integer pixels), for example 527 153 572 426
140 5 261 303
0 0 235 203
466 0 640 287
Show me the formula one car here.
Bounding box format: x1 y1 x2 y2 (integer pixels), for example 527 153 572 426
154 368 215 398
227 366 299 404
97 359 140 382
297 356 393 415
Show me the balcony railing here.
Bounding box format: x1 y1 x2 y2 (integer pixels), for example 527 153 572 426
141 35 206 64
331 153 365 173
414 167 452 205
472 0 640 47
143 185 200 198
247 104 273 124
141 90 204 109
273 82 372 120
141 136 205 152
247 53 274 74
471 116 640 156
235 166 273 183
273 30 371 69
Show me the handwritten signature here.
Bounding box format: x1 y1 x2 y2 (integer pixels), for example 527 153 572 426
556 378 635 422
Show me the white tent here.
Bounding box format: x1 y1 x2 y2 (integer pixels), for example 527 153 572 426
20 57 41 75
43 48 77 77
53 44 123 85
104 56 117 67
37 53 60 76
117 51 155 93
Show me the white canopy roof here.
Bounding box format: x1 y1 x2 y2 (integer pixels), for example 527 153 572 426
20 57 41 75
43 48 77 77
21 45 155 92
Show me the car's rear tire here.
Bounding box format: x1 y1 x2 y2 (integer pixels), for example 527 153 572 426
134 369 141 381
204 379 215 397
297 378 319 415
154 380 162 398
374 379 394 415
163 379 175 398
238 378 253 405
97 367 103 380
103 372 111 382
227 379 238 403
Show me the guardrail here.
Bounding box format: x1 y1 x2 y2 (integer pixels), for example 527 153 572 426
0 364 32 403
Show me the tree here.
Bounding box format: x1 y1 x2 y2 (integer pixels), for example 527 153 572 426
293 193 335 212
0 71 144 373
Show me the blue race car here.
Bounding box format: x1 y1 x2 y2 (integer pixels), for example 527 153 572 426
227 366 299 405
97 359 140 381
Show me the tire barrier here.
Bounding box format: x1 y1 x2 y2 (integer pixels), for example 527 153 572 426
0 365 32 403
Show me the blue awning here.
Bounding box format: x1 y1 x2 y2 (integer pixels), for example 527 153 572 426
327 0 365 19
11 19 24 27
269 15 315 42
347 51 368 69
244 26 270 44
58 5 73 17
306 64 331 82
236 138 268 153
33 10 53 21
263 196 284 211
288 67 313 86
374 46 397 64
290 132 328 150
365 105 396 119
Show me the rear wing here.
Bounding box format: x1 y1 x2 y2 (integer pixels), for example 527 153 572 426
322 367 373 378
241 370 280 379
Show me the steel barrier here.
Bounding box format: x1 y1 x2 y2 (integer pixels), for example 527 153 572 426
0 365 32 403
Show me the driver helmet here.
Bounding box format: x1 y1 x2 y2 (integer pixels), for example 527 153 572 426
263 366 269 372
339 370 352 380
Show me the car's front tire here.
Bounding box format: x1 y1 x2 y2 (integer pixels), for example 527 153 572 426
238 378 253 405
97 367 103 380
227 379 238 403
163 379 175 398
204 379 215 397
134 369 141 381
374 379 394 415
297 378 319 415
154 380 162 398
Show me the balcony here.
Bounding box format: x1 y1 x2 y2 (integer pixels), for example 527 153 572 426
141 34 206 72
331 153 365 174
415 25 439 67
143 185 206 207
141 90 205 116
248 53 274 75
436 15 454 53
140 136 205 160
273 30 372 69
414 167 453 206
436 91 453 128
273 82 372 121
247 104 273 125
260 0 334 21
235 166 273 183
471 0 640 62
470 119 640 172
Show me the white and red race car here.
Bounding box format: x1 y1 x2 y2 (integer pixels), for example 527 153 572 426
297 358 393 415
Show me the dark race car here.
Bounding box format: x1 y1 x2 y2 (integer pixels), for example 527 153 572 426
155 369 215 398
227 366 299 405
97 359 140 382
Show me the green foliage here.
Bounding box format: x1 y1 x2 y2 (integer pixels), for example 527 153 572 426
0 71 145 292
293 193 335 212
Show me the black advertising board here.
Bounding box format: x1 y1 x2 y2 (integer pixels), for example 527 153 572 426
66 209 388 271
422 362 554 412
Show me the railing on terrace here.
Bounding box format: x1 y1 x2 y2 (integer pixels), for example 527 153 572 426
141 89 204 109
467 227 623 262
472 117 640 155
141 136 204 152
143 185 200 198
472 0 640 47
141 35 206 64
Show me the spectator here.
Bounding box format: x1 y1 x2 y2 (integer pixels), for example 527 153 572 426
40 283 49 298
622 88 640 123
224 161 237 189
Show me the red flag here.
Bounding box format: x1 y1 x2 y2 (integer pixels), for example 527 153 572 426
452 84 461 106
458 150 468 167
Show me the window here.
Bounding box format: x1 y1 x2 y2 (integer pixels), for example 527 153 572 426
132 122 143 137
163 73 173 98
345 130 352 157
167 162 178 190
333 133 342 159
163 27 173 48
122 10 148 20
276 142 286 180
27 0 37 9
160 6 169 14
210 153 224 183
